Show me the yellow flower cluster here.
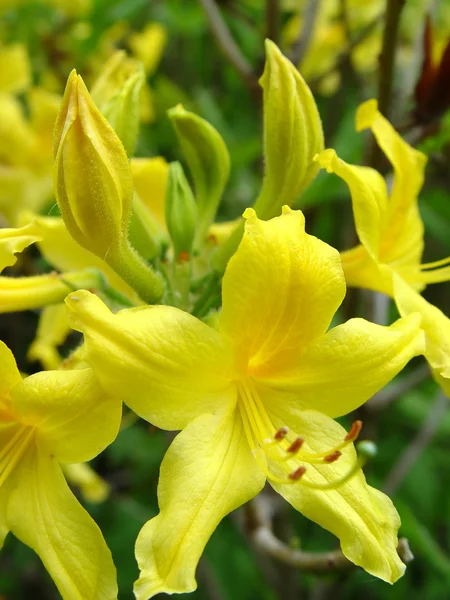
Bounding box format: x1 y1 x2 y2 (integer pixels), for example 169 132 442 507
1 36 448 600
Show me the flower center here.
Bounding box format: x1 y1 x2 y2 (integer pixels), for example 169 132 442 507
0 424 34 489
236 378 363 489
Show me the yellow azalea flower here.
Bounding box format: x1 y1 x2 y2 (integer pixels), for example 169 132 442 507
128 23 167 76
66 207 424 595
0 341 121 598
315 99 450 297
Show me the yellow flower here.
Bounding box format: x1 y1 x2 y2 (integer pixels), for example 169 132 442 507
0 341 121 598
66 207 424 595
315 99 450 297
0 43 31 94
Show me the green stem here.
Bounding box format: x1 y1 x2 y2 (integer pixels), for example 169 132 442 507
108 240 165 304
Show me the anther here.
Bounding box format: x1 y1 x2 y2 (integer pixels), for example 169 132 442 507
344 420 362 442
288 466 306 481
323 450 342 463
274 427 288 441
287 437 304 453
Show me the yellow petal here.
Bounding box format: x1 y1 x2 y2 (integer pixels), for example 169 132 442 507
315 148 389 260
340 245 396 296
0 340 22 409
11 368 122 464
23 214 139 302
258 314 424 418
128 23 167 75
0 222 41 272
63 462 110 504
27 304 71 370
356 99 426 268
134 410 265 599
219 207 345 377
6 442 118 599
66 290 236 430
0 270 103 313
393 273 450 387
268 409 405 583
130 157 169 232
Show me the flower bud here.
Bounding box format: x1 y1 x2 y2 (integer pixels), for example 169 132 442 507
53 69 133 258
253 40 324 220
165 162 197 260
53 70 164 303
100 65 145 156
168 104 230 246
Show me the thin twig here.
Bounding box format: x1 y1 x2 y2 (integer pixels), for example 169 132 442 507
289 0 321 66
198 0 258 92
244 494 413 572
265 0 280 44
383 390 448 496
366 363 431 412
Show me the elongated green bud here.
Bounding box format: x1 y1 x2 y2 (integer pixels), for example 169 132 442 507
253 40 324 220
53 70 164 303
168 104 230 246
165 162 197 260
101 65 145 156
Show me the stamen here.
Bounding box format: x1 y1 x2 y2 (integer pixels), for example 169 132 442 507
345 420 363 442
288 466 306 481
274 427 288 441
287 437 304 454
0 425 34 488
421 256 450 270
323 450 342 463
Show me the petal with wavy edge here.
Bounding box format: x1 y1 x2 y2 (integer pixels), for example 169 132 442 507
66 290 236 430
315 148 388 260
11 368 121 464
0 222 41 272
393 273 450 386
257 314 424 418
219 207 345 377
134 409 265 599
6 442 118 599
267 409 405 583
356 100 425 268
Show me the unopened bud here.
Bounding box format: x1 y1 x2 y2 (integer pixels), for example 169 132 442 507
168 104 230 246
165 162 197 260
53 70 164 303
253 40 324 220
101 65 145 156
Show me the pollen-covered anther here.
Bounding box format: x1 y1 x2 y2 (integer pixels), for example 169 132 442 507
344 420 363 442
287 437 304 453
323 450 342 463
274 426 288 441
288 466 307 481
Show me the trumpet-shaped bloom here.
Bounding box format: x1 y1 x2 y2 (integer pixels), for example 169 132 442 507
67 207 424 596
315 99 450 296
0 341 122 599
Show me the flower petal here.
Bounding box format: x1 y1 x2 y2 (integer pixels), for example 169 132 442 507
268 409 405 583
27 304 71 370
134 409 265 599
393 273 450 388
315 148 389 260
340 245 396 295
0 222 41 272
130 157 169 232
6 442 117 599
219 207 345 377
0 340 22 411
66 290 236 430
258 314 424 417
356 99 426 268
11 367 121 464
